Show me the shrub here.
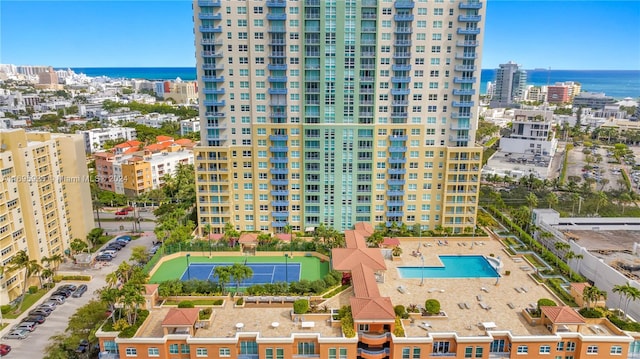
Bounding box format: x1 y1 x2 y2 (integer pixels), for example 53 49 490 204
178 301 194 308
52 275 63 283
309 279 327 294
505 270 511 276
199 308 213 320
394 305 406 317
212 299 223 305
236 298 244 305
1 305 12 314
537 298 556 310
407 304 419 313
28 286 38 294
608 313 640 332
579 307 604 318
61 275 91 281
339 306 355 338
424 299 441 315
293 299 309 314
323 273 338 287
393 316 405 337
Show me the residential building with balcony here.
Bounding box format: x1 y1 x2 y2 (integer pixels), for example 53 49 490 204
500 110 557 156
194 0 485 235
489 61 526 108
78 127 137 153
0 129 94 303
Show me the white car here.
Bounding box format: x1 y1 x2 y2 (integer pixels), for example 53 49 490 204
99 249 118 258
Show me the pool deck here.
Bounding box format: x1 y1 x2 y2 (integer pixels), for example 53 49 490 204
135 238 619 340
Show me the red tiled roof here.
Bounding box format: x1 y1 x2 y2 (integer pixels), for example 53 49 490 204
350 297 395 321
161 308 199 326
351 263 380 298
332 247 386 271
382 237 400 247
354 222 374 236
144 143 166 152
238 232 259 244
275 233 292 242
175 138 194 146
144 284 159 295
570 283 589 294
156 135 174 142
93 152 114 159
345 230 368 249
123 147 139 155
207 233 224 240
541 306 585 324
114 140 141 149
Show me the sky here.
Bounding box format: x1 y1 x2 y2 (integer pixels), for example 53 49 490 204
0 0 639 70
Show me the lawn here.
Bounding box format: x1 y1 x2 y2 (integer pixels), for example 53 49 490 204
4 288 52 319
149 254 329 284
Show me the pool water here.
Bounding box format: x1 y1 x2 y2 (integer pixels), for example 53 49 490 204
397 255 499 279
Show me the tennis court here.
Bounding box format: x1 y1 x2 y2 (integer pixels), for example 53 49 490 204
181 262 301 285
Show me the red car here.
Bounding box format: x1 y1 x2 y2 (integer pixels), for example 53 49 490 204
0 344 11 356
115 210 128 215
122 206 134 212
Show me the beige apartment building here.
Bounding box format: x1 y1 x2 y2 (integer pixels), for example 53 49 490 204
0 129 94 302
194 0 484 235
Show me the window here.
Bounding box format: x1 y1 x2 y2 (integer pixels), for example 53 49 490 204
298 342 315 355
219 348 230 357
266 348 274 359
465 347 473 358
196 348 208 357
556 342 564 351
540 345 551 354
517 346 528 354
566 342 576 351
125 348 137 357
169 344 178 354
586 346 598 354
181 344 190 354
402 347 410 359
413 347 421 358
610 346 623 355
147 348 159 357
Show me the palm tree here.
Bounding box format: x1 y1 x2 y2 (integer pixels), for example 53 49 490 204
8 251 39 309
545 192 559 209
623 285 640 318
583 285 606 308
574 253 584 274
570 193 580 215
229 263 253 293
213 266 232 295
595 191 608 216
554 241 570 269
564 251 576 276
613 284 628 317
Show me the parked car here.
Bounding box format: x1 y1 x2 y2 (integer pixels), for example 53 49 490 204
115 210 128 215
60 284 78 292
38 302 57 311
13 322 36 332
2 330 29 340
122 206 134 212
28 308 52 317
0 343 11 356
116 235 132 242
72 284 88 298
95 254 113 262
21 315 45 324
75 339 90 353
108 241 126 249
113 239 128 246
99 249 118 258
52 288 73 297
48 295 66 304
149 244 161 255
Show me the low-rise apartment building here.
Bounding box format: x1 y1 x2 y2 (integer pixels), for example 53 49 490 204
0 129 94 303
78 127 138 153
94 137 194 196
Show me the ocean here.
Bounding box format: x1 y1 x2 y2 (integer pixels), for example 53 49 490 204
64 67 640 100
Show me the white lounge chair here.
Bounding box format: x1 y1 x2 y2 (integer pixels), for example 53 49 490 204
464 302 471 309
514 287 522 293
458 303 465 309
476 295 483 301
397 285 409 294
418 322 432 331
481 287 489 293
521 287 529 293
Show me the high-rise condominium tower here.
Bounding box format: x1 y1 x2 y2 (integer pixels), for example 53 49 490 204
490 61 526 108
194 0 485 235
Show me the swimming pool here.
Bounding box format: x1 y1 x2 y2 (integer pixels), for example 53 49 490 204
397 255 500 279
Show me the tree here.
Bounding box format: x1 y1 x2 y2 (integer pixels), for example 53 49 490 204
545 192 559 209
583 285 606 309
8 250 40 309
70 238 88 254
366 231 385 248
613 284 628 317
87 228 106 248
229 263 253 293
594 191 608 216
213 266 232 294
130 246 149 265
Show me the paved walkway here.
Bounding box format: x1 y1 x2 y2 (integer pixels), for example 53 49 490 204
0 231 157 356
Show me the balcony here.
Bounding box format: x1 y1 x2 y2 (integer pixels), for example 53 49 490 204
361 63 376 69
455 52 477 59
201 39 223 45
203 99 226 106
389 135 408 141
388 179 406 185
273 211 289 218
268 76 288 83
390 113 408 120
450 123 471 130
459 15 482 22
452 101 475 107
457 27 481 35
270 146 289 152
269 51 286 58
204 111 225 117
361 38 376 45
459 1 482 9
198 0 221 7
394 39 412 46
394 14 414 21
453 77 476 84
394 1 415 9
267 13 287 20
272 221 287 228
268 88 288 95
386 211 404 217
387 190 404 196
392 100 408 105
391 88 410 95
391 77 411 83
270 112 286 119
202 88 225 95
199 26 222 33
451 113 471 119
358 344 391 357
362 13 377 19
269 134 288 141
387 200 405 206
269 39 286 45
305 13 321 19
389 146 407 153
452 89 476 96
270 168 289 175
268 27 286 33
266 0 286 7
362 27 377 33
270 190 289 196
270 157 288 164
389 168 406 175
271 200 289 207
450 135 470 142
202 63 224 70
270 179 289 186
456 40 479 47
362 0 377 6
198 13 222 20
394 27 412 34
202 75 225 82
389 157 407 164
268 63 287 71
392 64 411 71
454 65 477 72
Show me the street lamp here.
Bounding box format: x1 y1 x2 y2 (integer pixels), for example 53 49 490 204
186 253 191 280
420 254 425 287
284 254 289 283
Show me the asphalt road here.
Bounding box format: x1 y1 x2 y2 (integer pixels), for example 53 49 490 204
0 231 157 357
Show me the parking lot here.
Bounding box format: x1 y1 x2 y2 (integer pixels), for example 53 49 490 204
566 144 628 192
0 231 156 357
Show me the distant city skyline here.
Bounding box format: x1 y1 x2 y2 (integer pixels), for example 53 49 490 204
0 0 639 70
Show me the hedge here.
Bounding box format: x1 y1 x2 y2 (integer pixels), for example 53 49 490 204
61 275 92 281
293 299 309 314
